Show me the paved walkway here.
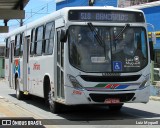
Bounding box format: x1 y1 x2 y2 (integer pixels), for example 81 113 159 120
149 96 160 101
0 96 41 118
0 96 54 128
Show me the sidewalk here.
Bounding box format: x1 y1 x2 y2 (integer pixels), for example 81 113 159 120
0 96 55 128
0 96 40 118
150 81 160 101
149 96 160 101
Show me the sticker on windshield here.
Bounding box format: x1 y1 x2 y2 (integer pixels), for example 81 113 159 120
113 61 122 71
124 56 140 67
91 57 108 63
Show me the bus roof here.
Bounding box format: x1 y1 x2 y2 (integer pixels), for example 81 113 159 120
62 6 144 13
6 6 144 38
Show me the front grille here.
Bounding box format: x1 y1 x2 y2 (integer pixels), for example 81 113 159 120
89 93 135 102
80 75 141 82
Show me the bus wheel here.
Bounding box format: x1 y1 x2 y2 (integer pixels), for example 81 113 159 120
16 78 24 100
48 91 61 114
108 104 123 111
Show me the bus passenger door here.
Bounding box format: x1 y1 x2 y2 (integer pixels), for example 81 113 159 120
55 28 65 100
9 41 14 89
23 36 30 92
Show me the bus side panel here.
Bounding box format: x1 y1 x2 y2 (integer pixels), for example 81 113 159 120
29 55 54 98
9 42 15 89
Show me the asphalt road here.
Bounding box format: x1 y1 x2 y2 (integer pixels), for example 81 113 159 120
0 79 160 128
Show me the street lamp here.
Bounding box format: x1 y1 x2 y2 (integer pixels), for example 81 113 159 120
89 0 94 6
147 23 156 44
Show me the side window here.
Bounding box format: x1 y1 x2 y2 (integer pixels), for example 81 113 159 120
5 38 10 58
44 22 55 54
30 29 35 56
20 33 24 56
135 30 147 58
15 34 21 57
0 47 5 56
141 31 147 58
35 26 44 55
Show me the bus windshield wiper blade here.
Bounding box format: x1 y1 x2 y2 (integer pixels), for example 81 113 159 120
114 23 130 40
87 22 108 61
87 22 103 46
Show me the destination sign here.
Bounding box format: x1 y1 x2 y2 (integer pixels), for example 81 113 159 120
68 10 145 23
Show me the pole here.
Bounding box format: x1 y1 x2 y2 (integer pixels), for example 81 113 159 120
20 19 23 26
147 23 155 85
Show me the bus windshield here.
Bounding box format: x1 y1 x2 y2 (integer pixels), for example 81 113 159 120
68 25 148 73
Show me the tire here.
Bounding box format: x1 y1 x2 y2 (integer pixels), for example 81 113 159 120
109 104 123 111
16 78 24 100
48 90 61 114
44 79 51 106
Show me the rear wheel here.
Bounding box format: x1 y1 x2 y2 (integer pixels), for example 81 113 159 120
15 78 24 100
109 104 123 111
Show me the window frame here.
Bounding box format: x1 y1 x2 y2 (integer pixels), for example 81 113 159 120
43 21 55 55
35 25 44 56
30 28 36 56
5 38 10 58
14 34 21 57
19 32 24 57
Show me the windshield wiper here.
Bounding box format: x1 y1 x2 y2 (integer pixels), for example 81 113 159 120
87 22 103 46
114 23 130 40
87 22 109 62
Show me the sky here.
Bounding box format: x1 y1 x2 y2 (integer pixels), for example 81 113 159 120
24 0 56 24
0 0 56 42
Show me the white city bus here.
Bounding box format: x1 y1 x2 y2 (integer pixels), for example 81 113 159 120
5 6 154 113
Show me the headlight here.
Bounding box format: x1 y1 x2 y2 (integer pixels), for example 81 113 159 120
68 74 84 89
139 75 150 89
139 80 148 89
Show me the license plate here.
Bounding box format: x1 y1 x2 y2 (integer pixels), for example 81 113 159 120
104 98 120 104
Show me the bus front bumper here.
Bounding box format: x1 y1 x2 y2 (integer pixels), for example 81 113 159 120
64 85 150 105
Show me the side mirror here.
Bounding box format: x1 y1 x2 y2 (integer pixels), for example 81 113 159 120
60 29 67 42
149 41 154 61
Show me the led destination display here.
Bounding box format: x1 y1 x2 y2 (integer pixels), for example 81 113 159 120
69 10 145 23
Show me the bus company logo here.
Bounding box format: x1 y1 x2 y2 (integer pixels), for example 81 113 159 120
14 59 20 77
134 56 139 62
104 84 119 89
95 84 129 89
14 60 19 70
33 63 40 70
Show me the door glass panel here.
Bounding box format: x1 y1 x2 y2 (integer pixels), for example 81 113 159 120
57 66 60 97
61 42 64 68
56 29 64 99
57 31 60 64
61 71 64 98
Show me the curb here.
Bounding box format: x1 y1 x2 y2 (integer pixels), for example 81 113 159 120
149 96 160 101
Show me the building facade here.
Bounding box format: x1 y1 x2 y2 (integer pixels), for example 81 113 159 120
56 0 117 10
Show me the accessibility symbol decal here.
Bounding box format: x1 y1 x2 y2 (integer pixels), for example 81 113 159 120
113 61 122 71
